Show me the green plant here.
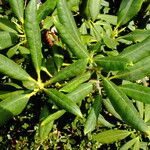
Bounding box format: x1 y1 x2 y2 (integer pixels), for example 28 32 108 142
0 0 150 149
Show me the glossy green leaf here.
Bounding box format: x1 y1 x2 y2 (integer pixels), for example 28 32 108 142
25 0 43 77
144 104 150 123
0 18 17 33
0 31 18 50
120 83 150 104
18 46 30 55
92 130 131 144
38 105 54 141
117 0 143 26
8 0 24 23
94 55 130 71
0 54 33 81
41 110 65 126
60 71 91 92
67 82 93 104
7 44 19 58
98 114 115 128
120 35 150 63
81 0 101 21
48 59 88 84
97 14 117 25
103 99 122 120
119 29 150 42
55 21 89 58
0 92 30 125
133 138 140 150
84 95 102 134
57 0 81 42
120 138 138 150
102 78 150 135
117 56 150 81
103 34 118 49
0 90 24 100
44 88 82 117
37 0 57 22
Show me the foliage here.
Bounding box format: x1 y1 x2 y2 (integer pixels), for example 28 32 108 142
0 0 150 149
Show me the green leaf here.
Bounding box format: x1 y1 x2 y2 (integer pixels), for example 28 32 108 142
103 99 122 120
48 59 88 84
57 0 81 42
0 54 33 81
133 138 140 150
116 56 150 81
18 46 30 55
37 0 57 22
0 90 24 100
67 82 93 104
0 18 18 33
44 88 82 117
92 130 131 144
102 78 150 135
103 34 118 49
119 83 150 104
41 110 65 126
25 0 43 78
82 0 101 21
55 21 89 58
60 71 91 92
94 55 130 71
84 95 102 134
8 0 24 23
120 138 138 150
117 0 143 26
119 29 150 42
98 114 115 128
120 35 150 63
7 44 19 58
97 14 117 25
0 92 30 125
0 31 18 50
144 104 150 123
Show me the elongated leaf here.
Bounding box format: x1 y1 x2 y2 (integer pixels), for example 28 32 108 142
92 130 131 144
116 56 150 81
120 35 150 63
133 138 140 150
0 92 30 125
103 34 118 49
84 95 102 134
0 31 18 50
48 59 88 84
81 0 101 21
144 104 150 123
60 71 91 92
39 105 54 141
97 14 117 25
8 0 24 23
37 0 57 22
103 99 122 120
119 29 150 42
120 83 150 104
0 18 17 33
98 114 115 128
117 0 143 26
102 78 150 135
0 90 24 100
41 110 65 126
57 0 81 42
25 0 42 77
55 21 89 58
7 44 19 58
0 54 33 81
94 55 130 71
120 138 138 150
44 88 82 117
67 82 93 104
